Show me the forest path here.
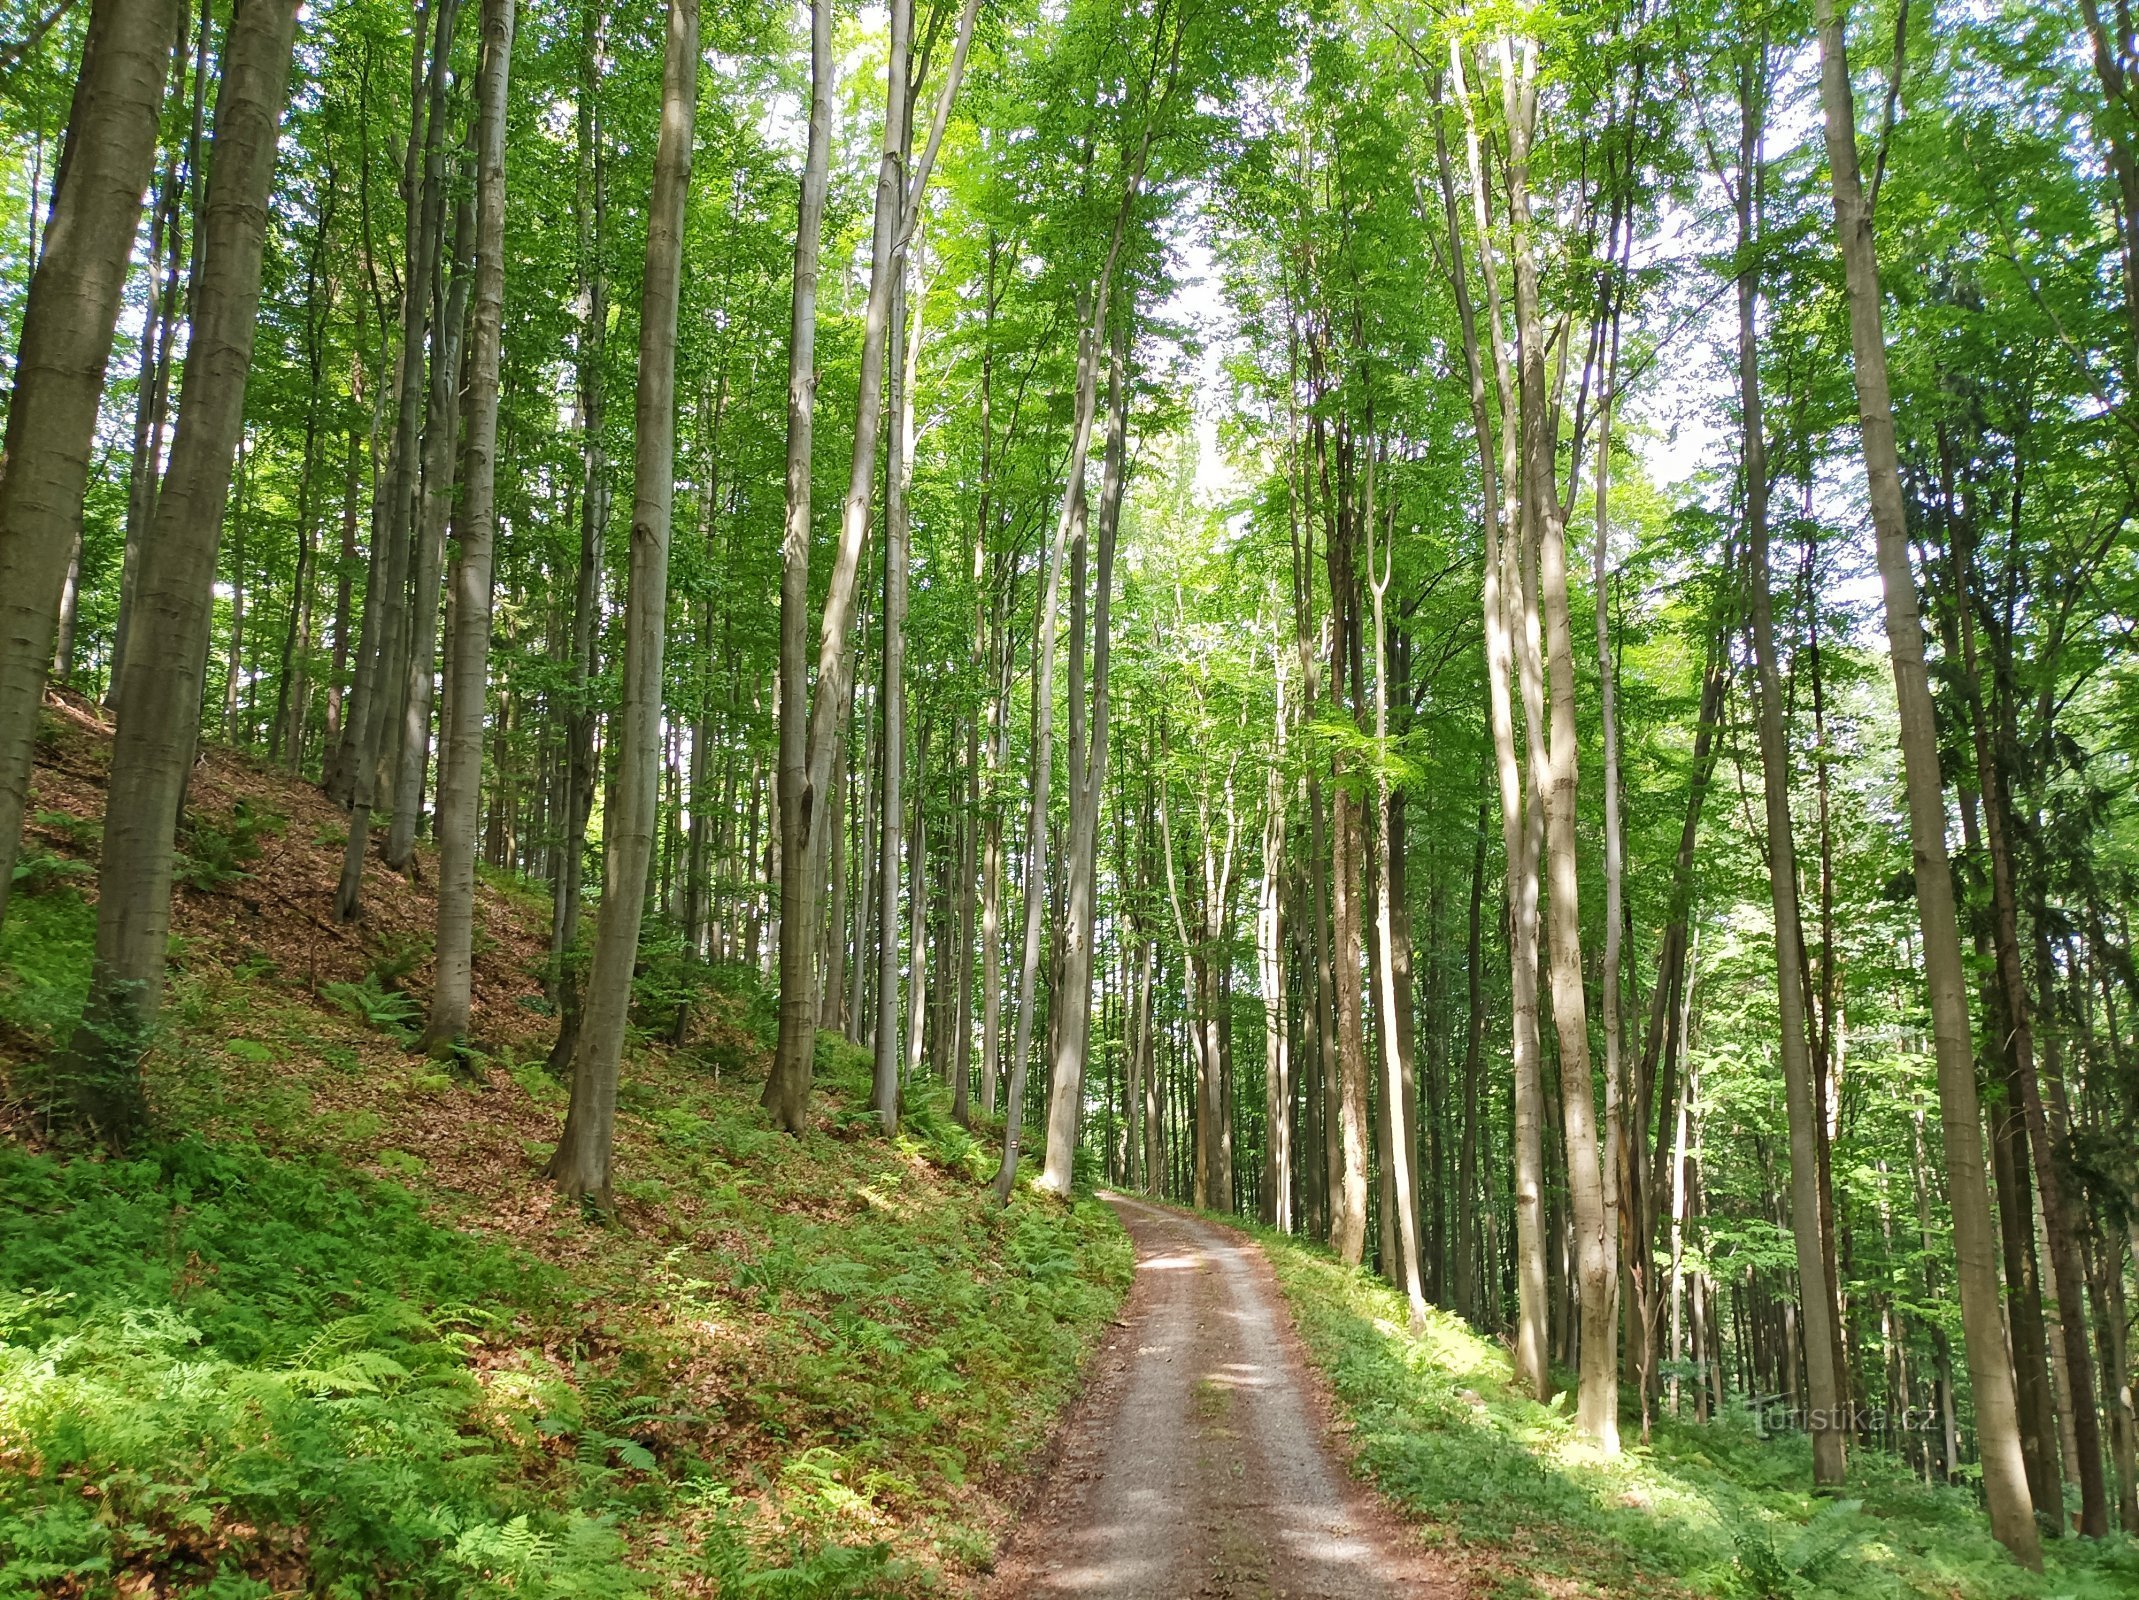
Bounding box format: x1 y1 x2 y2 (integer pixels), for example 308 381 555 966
984 1194 1462 1599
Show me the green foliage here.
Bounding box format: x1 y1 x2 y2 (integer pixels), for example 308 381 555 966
0 1141 633 1599
173 802 285 895
319 975 422 1042
1256 1229 2139 1600
0 884 94 1044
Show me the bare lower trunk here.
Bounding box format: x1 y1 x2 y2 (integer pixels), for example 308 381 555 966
1813 0 2039 1564
548 0 695 1201
419 0 512 1056
0 0 179 932
59 0 298 1142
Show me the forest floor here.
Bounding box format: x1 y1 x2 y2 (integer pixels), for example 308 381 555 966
0 695 1131 1598
985 1194 1462 1600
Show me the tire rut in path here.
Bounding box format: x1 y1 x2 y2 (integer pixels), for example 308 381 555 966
986 1194 1462 1599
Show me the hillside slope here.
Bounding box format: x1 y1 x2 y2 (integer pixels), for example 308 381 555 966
0 697 1131 1598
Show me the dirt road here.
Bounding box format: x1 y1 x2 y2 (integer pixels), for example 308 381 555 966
986 1194 1459 1599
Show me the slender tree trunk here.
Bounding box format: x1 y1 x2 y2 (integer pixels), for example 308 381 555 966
109 0 200 716
994 311 1105 1206
763 0 835 1131
1039 311 1130 1194
1813 0 2040 1563
1438 61 1549 1394
334 0 455 916
0 0 180 932
386 160 475 870
1259 657 1292 1232
1370 504 1426 1325
419 0 513 1055
1496 32 1615 1449
548 0 611 1071
1736 58 1849 1487
59 0 299 1142
872 156 918 1129
774 0 980 1121
548 0 695 1200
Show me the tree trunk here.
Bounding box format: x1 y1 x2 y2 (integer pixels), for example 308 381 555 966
762 0 835 1132
0 0 179 933
1437 61 1550 1395
418 0 513 1056
1812 0 2040 1564
547 1 611 1072
548 0 695 1201
1736 58 1849 1487
872 140 918 1129
333 0 456 916
386 157 475 870
59 0 299 1142
1039 311 1130 1195
1370 503 1426 1325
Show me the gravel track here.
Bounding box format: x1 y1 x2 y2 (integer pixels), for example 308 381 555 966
985 1194 1462 1599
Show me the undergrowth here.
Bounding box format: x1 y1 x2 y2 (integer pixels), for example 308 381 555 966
1254 1226 2139 1600
0 728 1130 1597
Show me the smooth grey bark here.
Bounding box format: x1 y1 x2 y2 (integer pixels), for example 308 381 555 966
871 78 919 1130
1038 311 1131 1195
1257 663 1292 1232
59 0 299 1142
109 0 202 716
770 0 980 1125
761 0 835 1132
0 0 180 934
547 0 611 1073
418 0 513 1055
549 0 696 1201
334 0 457 916
1812 0 2040 1565
1496 32 1614 1448
1368 484 1426 1326
1733 58 1849 1488
386 159 475 870
1439 53 1548 1398
992 310 1103 1205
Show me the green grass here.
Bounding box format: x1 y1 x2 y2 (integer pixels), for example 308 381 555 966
1255 1227 2139 1600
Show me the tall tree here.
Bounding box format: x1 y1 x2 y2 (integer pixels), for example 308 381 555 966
1812 0 2040 1566
419 0 513 1055
0 0 180 932
57 0 301 1142
549 0 698 1200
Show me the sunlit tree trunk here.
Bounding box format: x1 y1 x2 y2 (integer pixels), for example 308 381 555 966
1438 55 1549 1398
1813 0 2039 1564
386 164 474 870
60 0 299 1142
762 0 835 1131
1370 495 1426 1325
1040 312 1130 1194
548 0 696 1200
0 0 180 933
1736 56 1848 1485
419 0 513 1055
548 0 611 1069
